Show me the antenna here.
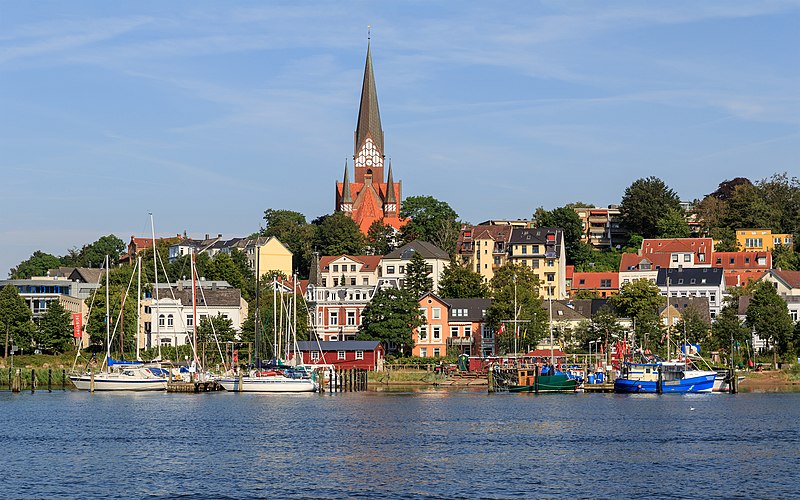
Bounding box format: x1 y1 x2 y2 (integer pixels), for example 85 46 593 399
367 25 371 41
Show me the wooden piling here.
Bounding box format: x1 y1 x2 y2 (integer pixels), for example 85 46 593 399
238 371 243 393
31 369 35 394
12 369 21 393
90 371 95 393
488 365 495 393
62 369 66 390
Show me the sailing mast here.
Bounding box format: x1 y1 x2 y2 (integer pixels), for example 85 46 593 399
104 255 110 373
549 297 554 367
136 255 142 361
254 247 260 368
273 276 277 362
191 250 200 377
150 213 161 359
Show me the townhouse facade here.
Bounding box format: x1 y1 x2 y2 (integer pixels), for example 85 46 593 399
736 229 793 252
412 293 492 357
573 206 627 249
381 240 450 292
656 268 725 319
508 227 568 300
570 271 619 298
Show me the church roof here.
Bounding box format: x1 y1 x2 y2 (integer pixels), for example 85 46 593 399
355 42 383 155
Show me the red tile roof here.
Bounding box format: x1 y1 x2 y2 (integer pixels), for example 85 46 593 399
712 252 771 270
724 271 766 288
572 272 619 290
319 255 383 272
771 269 800 289
619 253 671 272
641 238 713 257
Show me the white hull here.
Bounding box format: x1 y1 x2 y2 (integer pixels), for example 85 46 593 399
70 375 167 391
218 376 316 393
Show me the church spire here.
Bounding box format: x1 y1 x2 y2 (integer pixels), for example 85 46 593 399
385 159 396 204
354 41 384 157
341 159 353 205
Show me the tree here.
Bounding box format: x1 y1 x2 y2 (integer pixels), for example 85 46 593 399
619 176 682 238
610 279 665 351
210 253 249 298
84 277 138 354
404 251 434 298
36 301 73 354
400 195 460 255
366 219 395 256
0 285 35 356
486 263 547 354
313 212 365 257
241 284 308 360
197 314 236 344
710 305 749 360
725 182 780 231
262 209 316 277
746 281 794 367
438 262 488 298
592 306 625 352
357 287 424 356
571 243 622 272
709 227 737 252
656 208 691 238
772 244 800 271
74 234 126 267
534 206 583 263
9 251 62 279
675 306 710 345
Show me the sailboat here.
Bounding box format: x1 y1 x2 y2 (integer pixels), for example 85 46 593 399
70 254 168 391
218 274 316 392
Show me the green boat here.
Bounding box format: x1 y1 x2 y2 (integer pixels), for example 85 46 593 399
508 367 578 393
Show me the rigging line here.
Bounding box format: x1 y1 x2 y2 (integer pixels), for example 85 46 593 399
106 257 139 361
70 261 106 373
194 266 229 373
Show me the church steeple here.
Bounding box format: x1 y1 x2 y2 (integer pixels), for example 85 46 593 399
384 159 397 215
341 160 353 211
353 41 384 185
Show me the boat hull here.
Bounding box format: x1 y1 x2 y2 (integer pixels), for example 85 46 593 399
509 374 577 393
614 373 716 394
70 375 167 391
218 377 317 393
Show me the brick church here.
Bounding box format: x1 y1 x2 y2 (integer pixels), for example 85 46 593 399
335 42 406 234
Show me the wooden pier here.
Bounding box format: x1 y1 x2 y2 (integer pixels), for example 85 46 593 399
166 381 222 393
583 383 615 393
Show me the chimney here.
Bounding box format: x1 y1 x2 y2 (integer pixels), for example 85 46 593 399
205 234 210 240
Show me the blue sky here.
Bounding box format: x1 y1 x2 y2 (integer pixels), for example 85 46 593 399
1 1 798 275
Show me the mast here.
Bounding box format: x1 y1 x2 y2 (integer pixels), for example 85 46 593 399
254 247 260 367
105 255 110 373
273 276 277 362
191 250 199 375
513 273 518 356
136 255 142 361
549 297 554 366
292 273 298 363
666 275 671 360
150 213 161 359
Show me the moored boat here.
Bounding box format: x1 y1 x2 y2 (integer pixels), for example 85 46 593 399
218 368 317 393
508 365 578 393
70 365 168 391
614 361 716 394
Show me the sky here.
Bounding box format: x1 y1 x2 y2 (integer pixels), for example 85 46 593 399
1 0 798 276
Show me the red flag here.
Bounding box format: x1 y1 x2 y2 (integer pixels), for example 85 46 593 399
498 323 505 334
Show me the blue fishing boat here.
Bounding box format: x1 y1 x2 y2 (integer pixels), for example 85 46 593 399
614 360 716 394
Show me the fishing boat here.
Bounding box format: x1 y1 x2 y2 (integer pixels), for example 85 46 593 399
614 360 716 393
508 364 578 393
713 368 745 393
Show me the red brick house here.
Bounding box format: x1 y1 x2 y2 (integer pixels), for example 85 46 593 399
291 341 384 371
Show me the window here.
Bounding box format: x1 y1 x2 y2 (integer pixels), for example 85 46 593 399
730 258 735 265
698 253 706 262
329 310 338 325
426 265 433 273
684 254 691 262
187 314 193 327
532 259 540 269
356 351 364 360
600 279 611 288
432 307 441 320
350 277 356 286
420 348 428 358
346 311 356 326
158 314 165 327
547 259 554 267
322 278 327 287
167 314 174 327
419 326 428 341
579 279 586 285
337 351 346 360
333 278 339 286
433 348 440 357
311 351 320 361
451 326 459 338
350 265 356 272
387 265 395 274
546 273 555 282
463 326 471 336
333 265 338 272
744 257 750 264
433 326 441 340
522 246 527 255
362 277 369 285
532 245 539 254
672 254 679 262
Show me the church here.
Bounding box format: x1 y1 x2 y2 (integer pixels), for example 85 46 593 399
335 42 406 234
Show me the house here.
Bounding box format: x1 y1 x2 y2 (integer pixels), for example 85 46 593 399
736 229 793 252
640 237 713 266
619 253 668 285
143 281 247 350
543 300 591 349
227 236 293 280
119 234 181 265
508 227 568 299
291 340 384 370
456 224 514 282
381 240 450 292
573 206 627 249
305 255 392 341
758 269 800 324
656 268 725 319
570 271 619 298
712 251 771 288
658 297 712 328
414 293 450 358
446 298 492 357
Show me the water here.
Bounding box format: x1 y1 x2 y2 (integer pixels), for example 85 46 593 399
2 389 799 499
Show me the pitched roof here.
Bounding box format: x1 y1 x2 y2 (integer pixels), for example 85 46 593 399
293 340 382 352
509 227 562 245
619 252 671 272
546 300 590 321
656 268 723 287
712 251 771 270
724 271 767 288
659 296 711 323
384 240 449 260
641 238 713 256
571 272 619 290
158 287 242 307
769 269 800 289
319 255 382 272
445 298 492 321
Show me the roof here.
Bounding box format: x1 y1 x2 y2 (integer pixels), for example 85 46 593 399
571 272 619 290
712 251 771 270
656 268 724 287
659 297 712 323
641 238 713 256
724 271 767 288
319 255 382 272
446 298 492 321
619 253 671 272
509 227 562 246
546 300 590 321
354 42 383 156
384 240 449 261
293 340 382 352
156 287 242 307
768 269 800 289
569 298 618 318
523 349 568 358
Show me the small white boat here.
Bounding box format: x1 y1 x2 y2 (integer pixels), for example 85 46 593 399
218 369 317 393
713 369 745 393
70 365 168 391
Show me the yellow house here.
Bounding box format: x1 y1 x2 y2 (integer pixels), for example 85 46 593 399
736 229 793 252
508 227 568 300
244 236 293 279
456 224 514 283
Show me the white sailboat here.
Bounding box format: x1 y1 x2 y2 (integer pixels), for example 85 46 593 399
70 253 168 391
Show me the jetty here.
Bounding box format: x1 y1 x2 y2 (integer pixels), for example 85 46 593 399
166 380 222 393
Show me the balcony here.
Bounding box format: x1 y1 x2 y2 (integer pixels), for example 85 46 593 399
447 337 473 346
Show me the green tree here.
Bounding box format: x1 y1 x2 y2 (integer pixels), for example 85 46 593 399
357 287 424 355
74 234 126 267
438 261 488 298
746 281 794 367
400 195 460 255
366 219 395 256
85 277 138 355
313 212 365 257
572 243 622 272
610 279 665 351
656 208 691 238
772 245 800 271
725 182 780 231
533 206 583 263
210 253 249 298
36 301 73 354
197 313 236 344
710 305 749 360
404 251 434 298
262 209 316 277
0 285 36 356
592 305 625 352
486 263 546 354
709 227 737 252
676 306 710 345
619 176 682 239
9 251 62 279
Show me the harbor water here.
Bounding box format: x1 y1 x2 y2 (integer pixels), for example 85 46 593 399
2 389 799 499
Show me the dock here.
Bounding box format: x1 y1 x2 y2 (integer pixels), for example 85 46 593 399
166 381 222 393
582 383 615 393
